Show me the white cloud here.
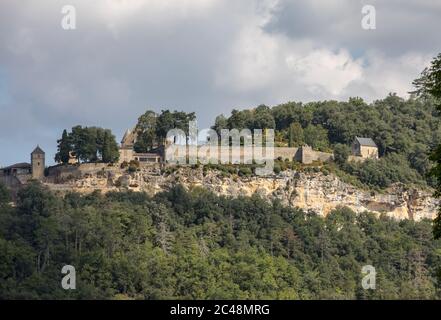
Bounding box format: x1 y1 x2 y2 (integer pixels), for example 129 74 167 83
0 0 439 165
356 51 433 98
286 49 363 96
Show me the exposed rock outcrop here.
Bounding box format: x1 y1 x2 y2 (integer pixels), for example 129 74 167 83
45 166 439 221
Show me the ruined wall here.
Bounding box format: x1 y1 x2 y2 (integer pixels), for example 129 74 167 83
274 147 299 160
164 145 332 164
294 147 333 164
0 174 25 189
47 163 111 183
166 146 281 164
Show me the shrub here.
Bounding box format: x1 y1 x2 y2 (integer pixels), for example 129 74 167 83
238 167 252 177
333 143 350 166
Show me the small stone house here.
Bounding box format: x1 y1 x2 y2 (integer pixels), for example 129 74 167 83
119 127 164 164
0 146 46 190
0 162 32 176
352 137 378 159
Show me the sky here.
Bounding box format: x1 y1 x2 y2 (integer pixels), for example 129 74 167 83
0 0 440 166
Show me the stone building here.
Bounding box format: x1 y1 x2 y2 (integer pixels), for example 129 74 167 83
352 137 378 159
118 125 378 166
119 128 163 164
31 145 45 179
0 146 45 189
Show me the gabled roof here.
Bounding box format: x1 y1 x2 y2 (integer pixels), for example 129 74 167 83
355 137 377 147
121 128 137 145
1 162 31 170
121 129 131 143
31 145 45 155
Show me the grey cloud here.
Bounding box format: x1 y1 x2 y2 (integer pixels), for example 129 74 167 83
0 0 439 165
264 0 441 57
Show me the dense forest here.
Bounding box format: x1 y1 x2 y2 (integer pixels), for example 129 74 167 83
1 181 440 299
212 94 441 190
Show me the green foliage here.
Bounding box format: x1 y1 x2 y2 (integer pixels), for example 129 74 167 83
333 143 350 166
412 53 441 239
134 110 158 153
238 166 252 177
1 184 440 299
0 182 10 205
128 160 140 172
212 106 275 133
55 129 71 164
413 53 441 107
343 154 425 189
288 122 304 147
304 124 330 151
215 94 440 189
133 109 196 150
156 110 196 144
55 126 119 164
101 130 120 163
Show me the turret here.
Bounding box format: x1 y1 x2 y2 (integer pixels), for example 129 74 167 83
31 145 45 180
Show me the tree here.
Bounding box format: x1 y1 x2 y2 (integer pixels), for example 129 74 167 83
0 182 10 205
156 110 196 145
70 125 97 162
303 124 329 151
412 53 441 239
212 115 228 136
134 110 157 153
56 126 119 164
412 53 441 104
227 109 248 130
333 143 350 166
288 122 304 147
101 130 120 163
55 129 71 164
252 105 275 130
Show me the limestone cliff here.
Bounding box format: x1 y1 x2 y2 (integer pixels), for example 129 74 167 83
45 166 438 221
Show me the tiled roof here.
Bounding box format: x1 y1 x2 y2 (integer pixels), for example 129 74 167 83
355 137 377 147
1 162 31 170
31 145 45 154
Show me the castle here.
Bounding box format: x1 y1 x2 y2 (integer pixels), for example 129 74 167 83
119 128 162 164
0 132 379 191
118 126 378 165
0 146 45 188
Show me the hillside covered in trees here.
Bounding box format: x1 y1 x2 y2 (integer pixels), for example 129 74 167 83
1 182 440 299
213 94 440 190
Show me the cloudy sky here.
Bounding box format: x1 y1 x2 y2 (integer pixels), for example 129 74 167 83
0 0 440 165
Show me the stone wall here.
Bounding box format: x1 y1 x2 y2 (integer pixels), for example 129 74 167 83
164 145 334 164
47 163 112 182
274 147 299 160
360 145 379 159
119 148 134 163
0 174 26 189
166 146 278 164
294 146 333 164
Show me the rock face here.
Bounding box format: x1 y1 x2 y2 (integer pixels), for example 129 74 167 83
45 166 439 221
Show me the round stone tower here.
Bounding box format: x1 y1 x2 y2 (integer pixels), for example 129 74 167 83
31 145 45 180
